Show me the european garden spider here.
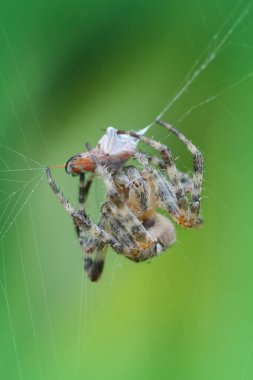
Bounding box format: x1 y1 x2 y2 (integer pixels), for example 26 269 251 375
46 119 203 281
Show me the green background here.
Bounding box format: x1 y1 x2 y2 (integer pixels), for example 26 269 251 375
1 1 253 379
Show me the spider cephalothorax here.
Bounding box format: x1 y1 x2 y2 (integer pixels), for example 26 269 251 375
46 119 203 281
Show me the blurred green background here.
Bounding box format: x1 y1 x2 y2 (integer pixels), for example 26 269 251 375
1 1 253 379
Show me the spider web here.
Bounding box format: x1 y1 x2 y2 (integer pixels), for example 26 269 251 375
0 1 253 379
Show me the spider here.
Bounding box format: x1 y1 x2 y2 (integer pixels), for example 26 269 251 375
46 119 203 281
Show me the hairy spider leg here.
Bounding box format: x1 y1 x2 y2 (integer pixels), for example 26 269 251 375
156 119 203 223
138 154 193 193
134 152 181 218
117 129 202 227
46 167 134 255
117 131 192 223
117 130 186 204
149 155 194 190
84 242 107 281
102 202 140 250
74 172 108 281
75 173 88 246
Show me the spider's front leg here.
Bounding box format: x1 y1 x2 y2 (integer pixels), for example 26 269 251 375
117 130 187 208
117 130 191 225
156 119 203 224
118 128 202 227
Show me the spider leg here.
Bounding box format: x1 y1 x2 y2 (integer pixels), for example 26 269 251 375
75 172 95 247
83 199 149 277
156 119 203 221
75 173 110 281
85 195 175 264
102 202 139 249
137 150 166 169
117 130 187 212
78 172 94 210
84 243 107 281
139 153 193 191
46 167 132 255
80 215 109 281
179 172 193 193
134 152 181 220
85 215 107 253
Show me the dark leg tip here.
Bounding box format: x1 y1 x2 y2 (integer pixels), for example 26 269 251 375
84 258 104 282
